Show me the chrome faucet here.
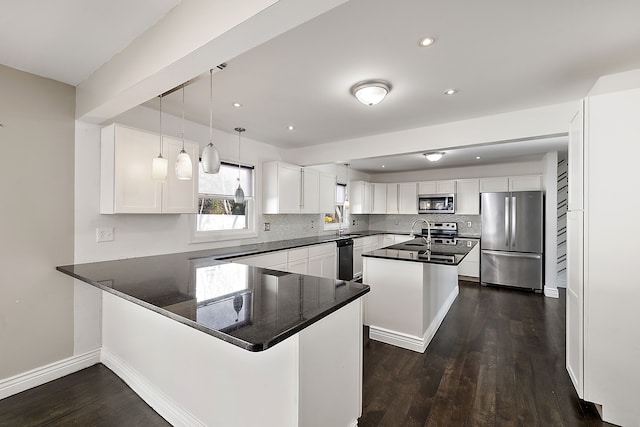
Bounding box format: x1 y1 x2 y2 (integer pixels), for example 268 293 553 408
410 218 432 250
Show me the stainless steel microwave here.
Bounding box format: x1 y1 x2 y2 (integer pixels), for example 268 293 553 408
417 194 455 214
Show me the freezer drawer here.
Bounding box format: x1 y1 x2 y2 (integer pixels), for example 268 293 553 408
481 250 543 291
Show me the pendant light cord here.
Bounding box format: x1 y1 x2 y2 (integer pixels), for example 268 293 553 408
209 69 213 143
238 130 241 182
159 95 163 156
181 87 186 150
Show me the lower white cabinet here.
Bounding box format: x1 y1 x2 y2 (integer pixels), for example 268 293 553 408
457 240 480 278
100 123 199 214
233 243 336 279
308 243 337 279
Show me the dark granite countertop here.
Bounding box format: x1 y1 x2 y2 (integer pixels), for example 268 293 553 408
362 238 478 266
58 253 369 352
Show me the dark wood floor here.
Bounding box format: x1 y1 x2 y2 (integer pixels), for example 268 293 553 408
0 281 610 426
359 281 610 427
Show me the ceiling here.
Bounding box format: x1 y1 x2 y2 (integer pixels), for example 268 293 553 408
3 0 640 172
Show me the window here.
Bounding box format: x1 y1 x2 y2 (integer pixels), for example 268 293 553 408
191 162 257 242
324 183 348 229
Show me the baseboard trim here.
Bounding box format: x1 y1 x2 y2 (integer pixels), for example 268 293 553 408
369 285 459 353
101 349 205 427
544 286 560 298
0 349 101 400
348 418 359 427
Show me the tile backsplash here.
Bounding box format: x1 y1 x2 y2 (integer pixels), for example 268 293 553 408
369 214 481 237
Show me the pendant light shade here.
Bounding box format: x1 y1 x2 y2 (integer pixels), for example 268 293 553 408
151 95 168 182
202 69 221 174
344 163 350 209
234 127 246 204
175 86 193 180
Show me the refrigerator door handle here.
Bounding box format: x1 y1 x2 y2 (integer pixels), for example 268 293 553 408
511 196 517 248
483 249 541 259
504 196 510 246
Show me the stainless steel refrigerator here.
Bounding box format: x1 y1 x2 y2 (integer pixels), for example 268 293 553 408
480 191 544 292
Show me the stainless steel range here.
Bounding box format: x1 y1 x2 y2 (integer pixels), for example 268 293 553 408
418 222 458 244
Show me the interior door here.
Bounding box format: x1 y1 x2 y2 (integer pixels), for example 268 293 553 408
480 192 509 251
510 191 543 253
566 210 584 398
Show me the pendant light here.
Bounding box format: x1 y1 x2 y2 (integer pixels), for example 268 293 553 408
151 95 168 181
201 69 221 174
175 86 193 180
234 127 246 204
344 163 350 209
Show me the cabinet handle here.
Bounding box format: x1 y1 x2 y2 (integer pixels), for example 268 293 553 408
504 196 510 246
511 196 517 248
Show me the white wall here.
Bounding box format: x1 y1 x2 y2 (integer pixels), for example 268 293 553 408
542 152 558 297
0 65 75 378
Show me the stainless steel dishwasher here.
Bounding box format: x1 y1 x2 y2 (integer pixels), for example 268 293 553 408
336 238 353 280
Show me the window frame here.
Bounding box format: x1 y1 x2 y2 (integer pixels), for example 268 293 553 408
189 161 258 243
324 182 349 231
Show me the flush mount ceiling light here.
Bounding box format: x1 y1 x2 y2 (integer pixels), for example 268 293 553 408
351 80 391 106
444 88 458 96
418 36 436 47
424 152 445 162
201 69 221 174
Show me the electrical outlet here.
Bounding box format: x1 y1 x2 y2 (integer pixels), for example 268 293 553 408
311 220 314 229
264 222 271 231
352 219 356 226
467 240 472 247
467 221 472 228
96 227 114 242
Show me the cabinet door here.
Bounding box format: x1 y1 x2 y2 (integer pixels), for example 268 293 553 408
319 173 337 213
162 137 199 213
509 175 542 192
479 177 509 193
278 163 302 213
437 180 456 194
371 183 387 214
398 183 417 214
101 124 162 214
301 168 320 213
386 183 398 214
417 181 436 194
566 210 584 398
363 182 372 213
350 181 369 214
568 103 584 211
321 252 336 279
455 179 480 215
458 242 480 278
287 258 308 275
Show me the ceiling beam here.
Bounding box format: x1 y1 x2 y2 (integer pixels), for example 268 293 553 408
76 0 348 123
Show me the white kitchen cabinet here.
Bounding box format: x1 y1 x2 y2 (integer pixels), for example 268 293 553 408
100 123 198 214
308 243 337 279
568 103 584 211
455 179 480 215
287 247 309 274
457 240 480 279
350 181 372 214
371 183 387 214
263 161 302 214
353 235 380 278
479 177 509 193
319 172 337 213
398 182 417 214
301 168 320 214
233 251 288 270
418 180 456 194
386 183 399 214
509 175 542 191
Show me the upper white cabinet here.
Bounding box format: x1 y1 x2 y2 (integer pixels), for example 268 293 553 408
350 181 372 214
371 183 387 214
418 180 456 194
509 175 542 191
479 177 509 193
398 182 417 214
479 175 542 193
301 168 320 214
263 161 301 214
319 172 337 213
100 124 198 214
455 179 480 215
386 183 399 214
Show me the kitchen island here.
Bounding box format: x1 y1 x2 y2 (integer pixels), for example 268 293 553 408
58 253 369 427
362 238 477 353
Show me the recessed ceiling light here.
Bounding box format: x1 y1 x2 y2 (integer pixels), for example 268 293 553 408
444 89 458 96
424 152 445 162
418 36 436 47
288 125 295 131
382 164 386 168
476 156 481 160
232 102 242 108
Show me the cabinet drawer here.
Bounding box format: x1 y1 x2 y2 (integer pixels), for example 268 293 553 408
308 243 335 257
288 247 309 262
